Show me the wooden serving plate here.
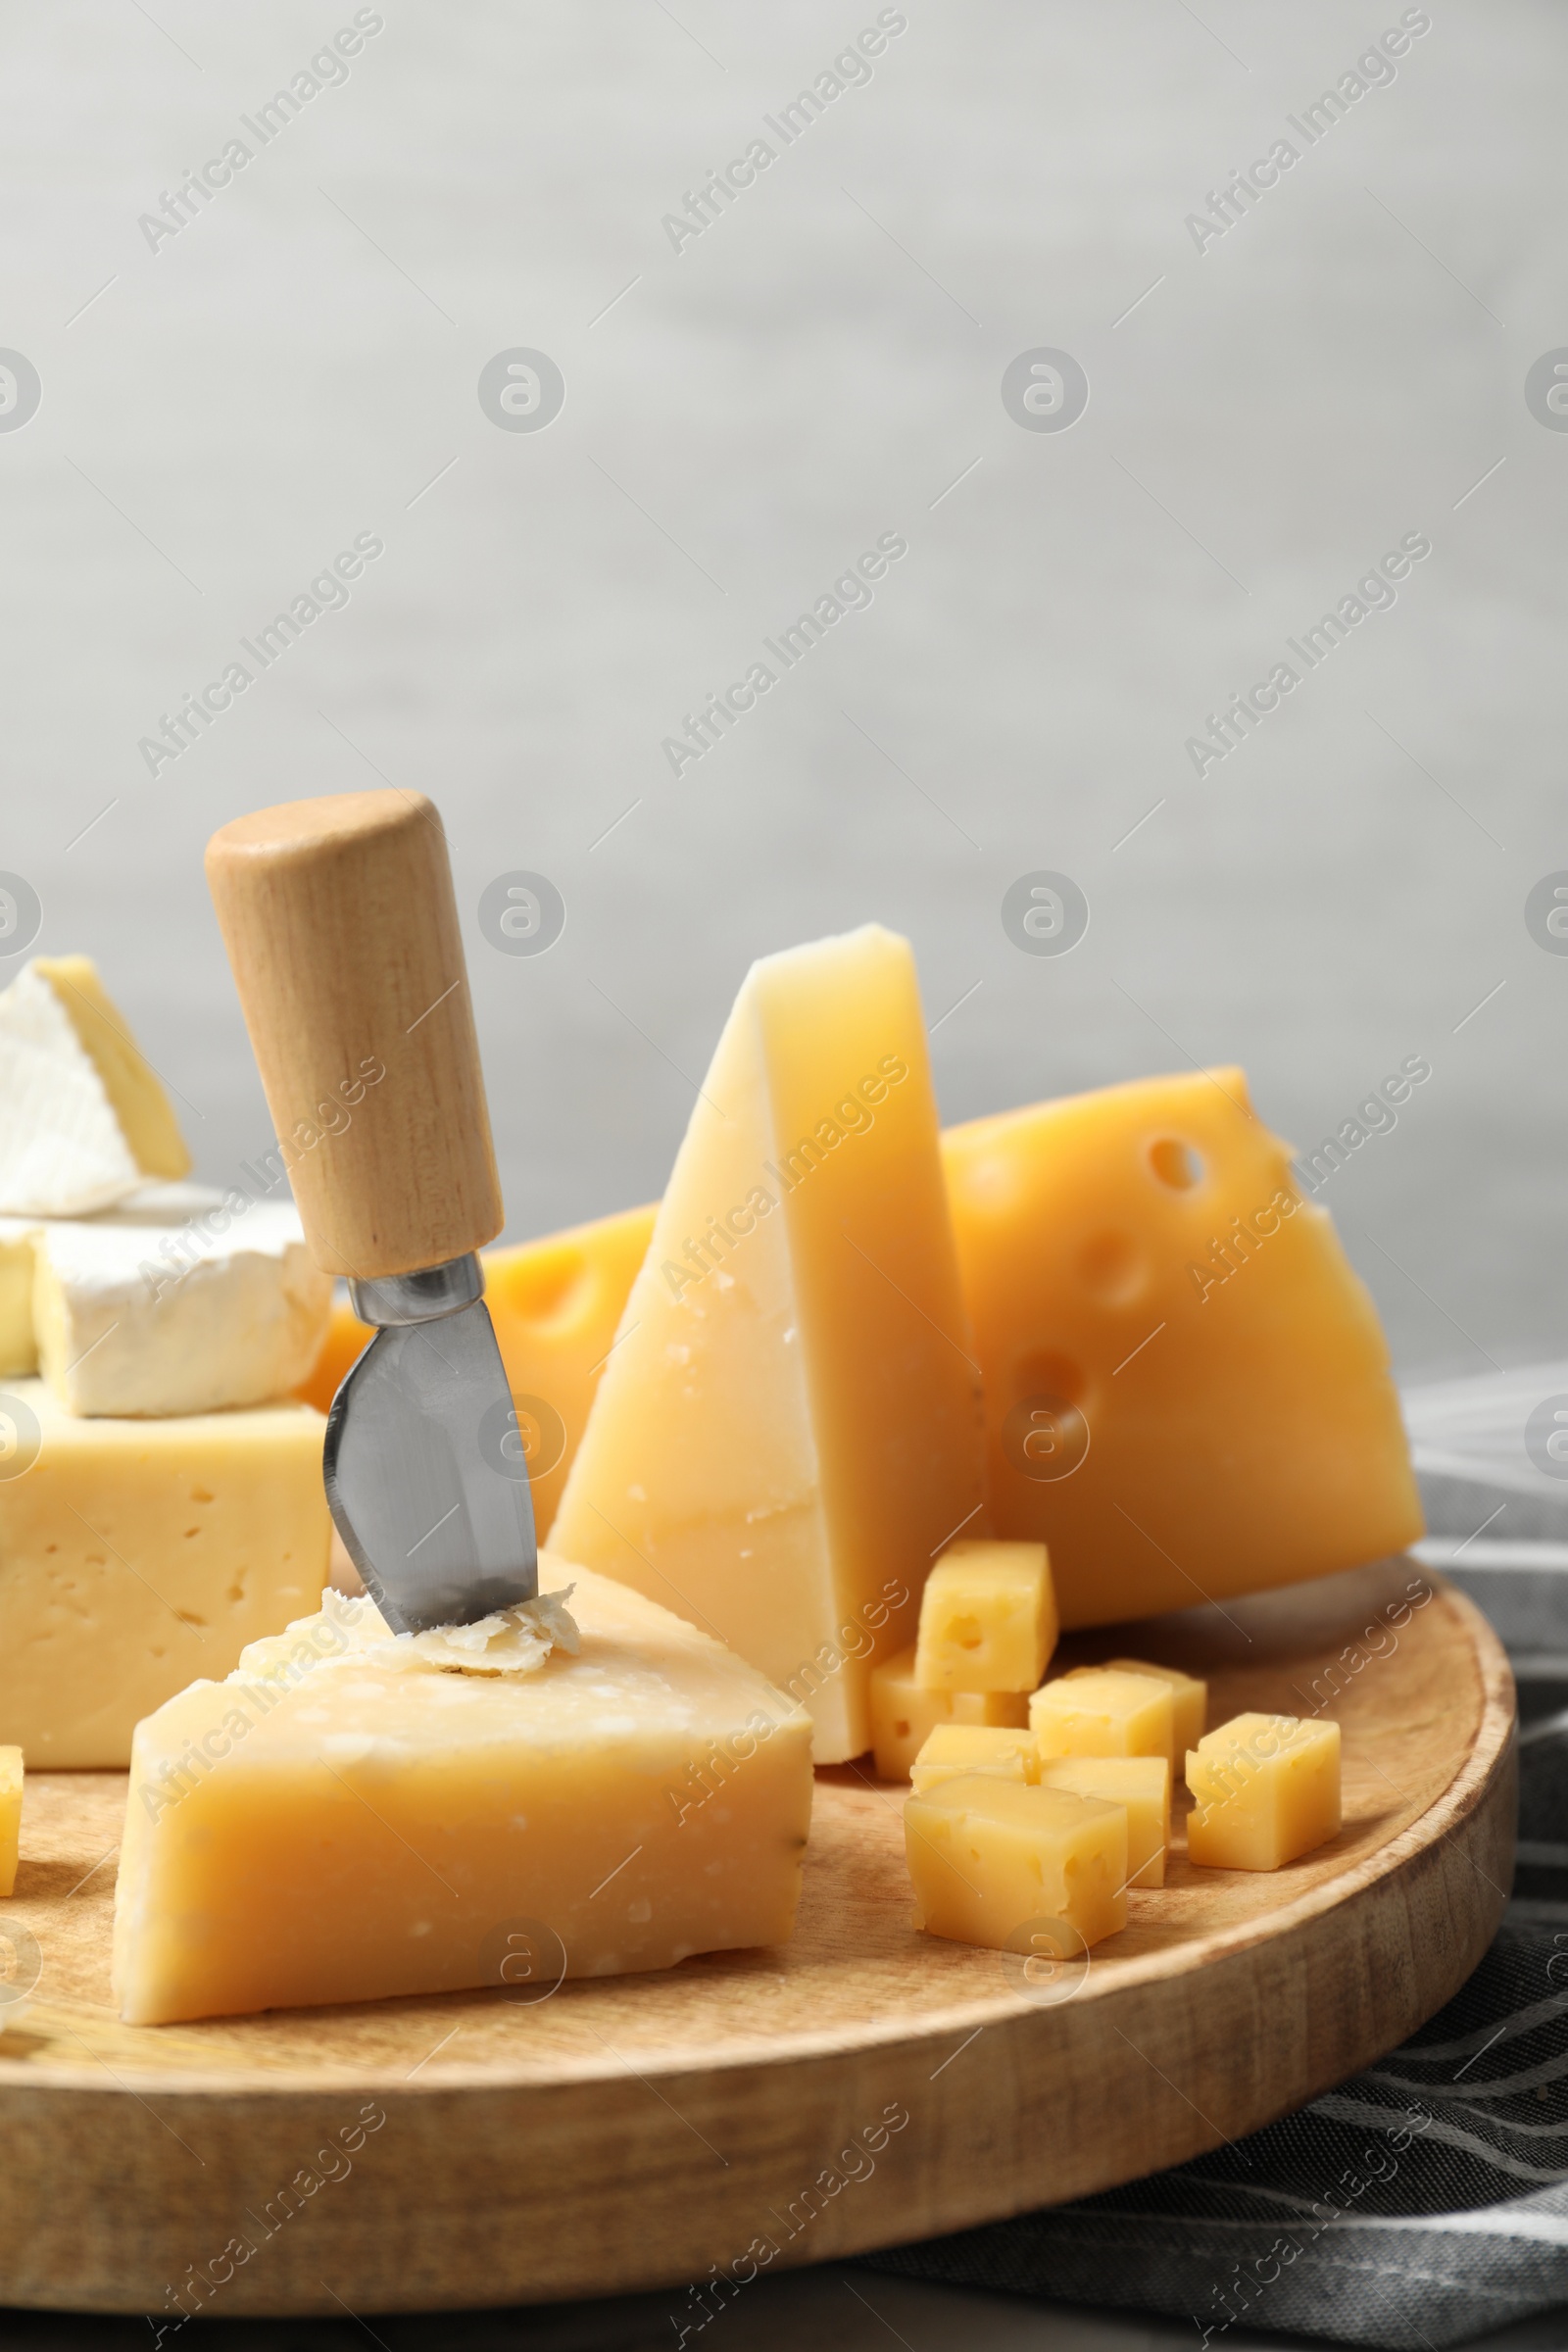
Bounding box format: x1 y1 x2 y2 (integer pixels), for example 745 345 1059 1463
0 1559 1514 2320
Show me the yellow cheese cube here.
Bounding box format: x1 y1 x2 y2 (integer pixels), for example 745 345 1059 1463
0 1380 330 1766
870 1646 1028 1779
553 926 985 1762
914 1539 1056 1693
1102 1657 1206 1754
1039 1754 1170 1888
904 1775 1127 1953
909 1723 1039 1794
297 1202 661 1544
113 1558 814 2025
1187 1712 1342 1871
0 1745 20 1896
941 1070 1422 1627
1031 1668 1174 1763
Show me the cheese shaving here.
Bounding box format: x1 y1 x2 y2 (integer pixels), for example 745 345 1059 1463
317 1584 581 1676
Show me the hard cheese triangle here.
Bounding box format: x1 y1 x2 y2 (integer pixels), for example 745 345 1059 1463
113 1560 813 2024
0 956 189 1216
552 925 984 1762
941 1068 1422 1626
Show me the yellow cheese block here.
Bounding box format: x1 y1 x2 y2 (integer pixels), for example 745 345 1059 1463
909 1722 1039 1794
1187 1712 1342 1870
1039 1754 1170 1888
552 927 985 1762
0 1745 20 1896
33 956 190 1182
1061 1656 1207 1756
905 1775 1127 1952
1031 1668 1175 1763
113 1558 814 2025
296 1203 659 1542
870 1647 1029 1779
0 1220 36 1377
914 1539 1056 1692
0 1381 331 1767
940 1070 1422 1626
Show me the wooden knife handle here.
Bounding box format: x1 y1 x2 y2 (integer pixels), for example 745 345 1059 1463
205 791 504 1281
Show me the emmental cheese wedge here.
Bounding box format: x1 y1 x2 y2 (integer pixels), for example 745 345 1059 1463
32 1192 331 1417
0 957 190 1216
941 1070 1422 1626
297 1203 660 1542
553 928 985 1762
113 1559 814 2025
0 1381 330 1766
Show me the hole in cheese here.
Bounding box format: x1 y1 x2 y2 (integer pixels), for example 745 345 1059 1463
1149 1136 1203 1190
1076 1230 1144 1303
493 1244 592 1326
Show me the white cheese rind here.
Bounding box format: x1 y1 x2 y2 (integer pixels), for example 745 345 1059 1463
0 963 144 1215
32 1199 331 1416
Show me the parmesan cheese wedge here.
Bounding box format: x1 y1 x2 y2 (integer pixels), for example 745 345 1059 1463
113 1557 814 2025
552 926 984 1763
0 957 189 1217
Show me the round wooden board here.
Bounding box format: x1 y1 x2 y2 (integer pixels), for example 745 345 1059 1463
0 1559 1515 2321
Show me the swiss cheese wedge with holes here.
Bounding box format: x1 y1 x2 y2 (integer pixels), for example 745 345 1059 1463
940 1071 1421 1628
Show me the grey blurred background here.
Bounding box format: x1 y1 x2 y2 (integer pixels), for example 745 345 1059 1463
1 0 1561 1381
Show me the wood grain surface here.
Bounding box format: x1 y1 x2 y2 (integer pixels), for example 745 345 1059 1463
204 791 504 1281
0 1560 1516 2320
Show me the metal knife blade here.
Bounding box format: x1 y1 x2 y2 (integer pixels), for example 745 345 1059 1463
323 1255 538 1636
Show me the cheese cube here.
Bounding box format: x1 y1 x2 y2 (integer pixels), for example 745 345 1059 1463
1031 1668 1174 1763
1102 1658 1206 1755
553 927 985 1762
1039 1755 1170 1888
0 956 189 1216
0 1380 330 1766
904 1775 1127 1953
914 1539 1056 1692
0 1746 20 1896
870 1646 1028 1780
1187 1713 1342 1871
0 1219 35 1377
941 1070 1422 1626
909 1723 1039 1794
32 1192 331 1417
112 1559 814 2025
298 1201 662 1543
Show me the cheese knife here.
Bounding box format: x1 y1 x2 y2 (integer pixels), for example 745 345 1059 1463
204 791 537 1635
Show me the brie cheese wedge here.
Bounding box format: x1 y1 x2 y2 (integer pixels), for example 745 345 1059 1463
0 956 190 1216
